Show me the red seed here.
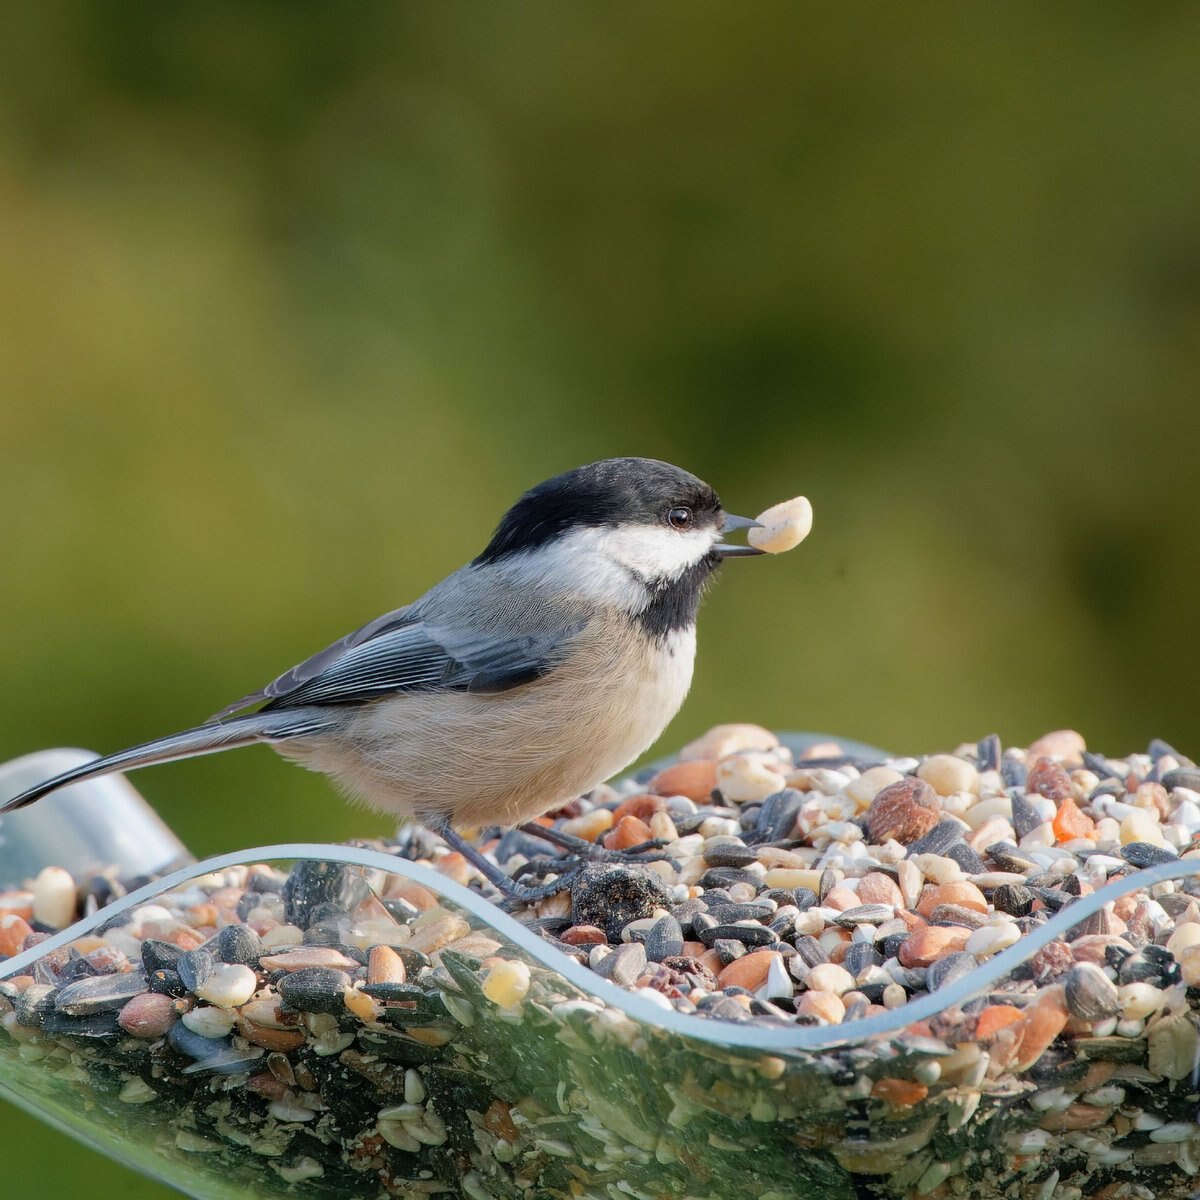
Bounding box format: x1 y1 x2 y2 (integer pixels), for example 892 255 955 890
864 778 941 845
1026 757 1072 801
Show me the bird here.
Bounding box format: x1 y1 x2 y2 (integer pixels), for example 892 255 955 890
1 457 768 901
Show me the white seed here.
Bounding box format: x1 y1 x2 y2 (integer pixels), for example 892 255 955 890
182 1006 236 1039
118 1077 157 1104
747 496 813 554
716 756 787 803
966 922 1021 958
481 960 531 1009
1118 982 1167 1021
269 1096 319 1123
917 755 980 797
378 1119 421 1152
759 954 793 1001
679 723 779 760
260 924 305 950
1150 1122 1199 1143
404 1068 426 1105
32 866 76 930
194 963 258 1009
1121 809 1166 847
805 963 854 996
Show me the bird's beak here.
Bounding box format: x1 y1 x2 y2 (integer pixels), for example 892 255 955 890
715 513 765 558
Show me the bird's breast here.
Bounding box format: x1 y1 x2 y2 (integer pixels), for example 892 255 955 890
282 618 698 828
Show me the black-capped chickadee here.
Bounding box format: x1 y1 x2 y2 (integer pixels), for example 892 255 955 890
2 458 767 900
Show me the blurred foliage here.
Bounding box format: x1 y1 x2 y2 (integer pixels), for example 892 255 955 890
3 4 1200 1196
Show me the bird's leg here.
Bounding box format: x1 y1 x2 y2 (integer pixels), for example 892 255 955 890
434 824 581 904
518 822 677 867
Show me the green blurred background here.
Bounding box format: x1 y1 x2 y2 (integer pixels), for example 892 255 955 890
3 4 1200 1194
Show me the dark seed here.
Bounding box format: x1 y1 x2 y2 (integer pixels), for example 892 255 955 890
1148 738 1188 763
1082 751 1121 780
1074 1036 1147 1063
907 820 966 857
698 923 777 949
41 1010 124 1039
1117 954 1165 986
217 924 263 966
707 901 775 924
929 904 987 930
54 971 148 1015
148 969 187 997
699 867 762 890
1064 963 1120 1021
768 908 798 940
177 947 215 993
993 883 1034 917
1103 944 1133 970
976 734 1002 772
792 888 818 912
713 938 747 966
1001 759 1027 789
361 981 435 1004
945 843 986 874
168 1021 231 1060
644 914 684 962
1030 887 1071 912
140 939 183 976
1010 792 1042 839
14 984 55 1028
792 935 828 967
668 898 707 937
277 967 351 1014
927 952 977 991
391 947 431 975
1120 842 1178 868
696 995 750 1022
605 943 647 987
834 904 894 927
703 845 759 869
843 943 881 976
879 933 908 960
1162 767 1200 791
754 788 805 840
984 842 1037 872
282 861 372 928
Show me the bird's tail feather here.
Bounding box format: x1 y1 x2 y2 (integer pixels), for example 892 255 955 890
0 712 330 814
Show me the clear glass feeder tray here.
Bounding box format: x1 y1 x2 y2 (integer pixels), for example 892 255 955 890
3 842 1200 1200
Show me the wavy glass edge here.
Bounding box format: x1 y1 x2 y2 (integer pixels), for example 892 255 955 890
3 841 1197 1052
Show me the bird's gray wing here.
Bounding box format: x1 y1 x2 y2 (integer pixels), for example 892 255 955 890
211 606 581 719
209 605 417 719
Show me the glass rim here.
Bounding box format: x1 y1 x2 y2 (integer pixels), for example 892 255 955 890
2 841 1196 1053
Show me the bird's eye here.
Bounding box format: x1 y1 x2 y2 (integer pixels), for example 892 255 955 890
667 506 692 530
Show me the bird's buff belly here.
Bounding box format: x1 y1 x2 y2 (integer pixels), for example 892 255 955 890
277 627 696 830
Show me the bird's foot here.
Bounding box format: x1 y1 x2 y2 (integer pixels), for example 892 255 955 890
517 822 678 869
435 824 582 906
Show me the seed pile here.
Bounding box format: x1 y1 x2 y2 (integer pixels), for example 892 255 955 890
1 727 1199 1199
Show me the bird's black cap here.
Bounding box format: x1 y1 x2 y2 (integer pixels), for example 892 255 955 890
476 458 722 564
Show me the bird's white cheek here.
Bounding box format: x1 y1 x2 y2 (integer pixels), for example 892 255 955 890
592 525 716 580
